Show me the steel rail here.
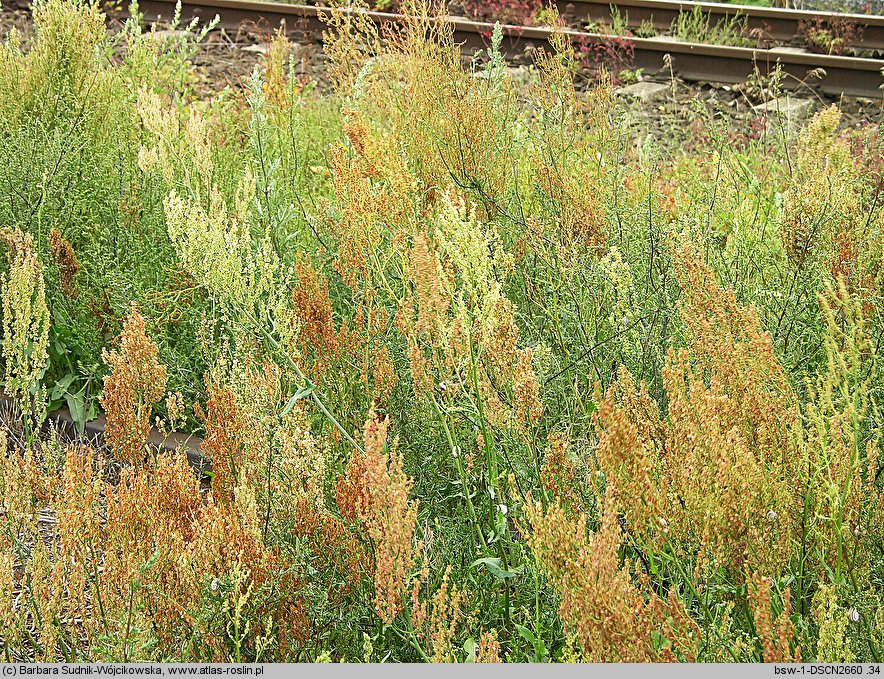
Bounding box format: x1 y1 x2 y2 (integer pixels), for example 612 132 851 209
555 0 884 50
136 0 884 97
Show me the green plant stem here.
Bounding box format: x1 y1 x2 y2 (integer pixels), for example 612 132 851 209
432 394 487 550
242 306 363 454
467 330 496 509
394 620 431 662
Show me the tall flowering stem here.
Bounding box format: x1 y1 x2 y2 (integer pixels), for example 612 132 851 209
343 409 419 624
748 572 801 663
101 307 168 466
0 227 50 441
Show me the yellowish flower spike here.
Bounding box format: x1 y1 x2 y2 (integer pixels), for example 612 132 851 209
0 227 50 436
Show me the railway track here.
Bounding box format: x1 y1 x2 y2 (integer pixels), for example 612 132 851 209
135 0 884 98
555 0 884 50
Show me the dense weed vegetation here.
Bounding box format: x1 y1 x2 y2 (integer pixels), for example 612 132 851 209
1 0 884 662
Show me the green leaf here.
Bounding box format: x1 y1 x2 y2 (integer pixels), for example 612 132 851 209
50 373 75 400
280 384 316 417
463 637 477 663
471 557 523 582
515 624 548 662
65 389 86 435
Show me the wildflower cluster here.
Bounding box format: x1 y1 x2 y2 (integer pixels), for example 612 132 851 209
101 307 168 465
341 410 418 623
524 494 700 662
0 227 50 436
3 0 884 663
595 245 798 577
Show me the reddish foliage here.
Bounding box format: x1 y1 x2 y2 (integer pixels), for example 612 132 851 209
458 0 542 25
799 17 863 55
573 33 635 81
